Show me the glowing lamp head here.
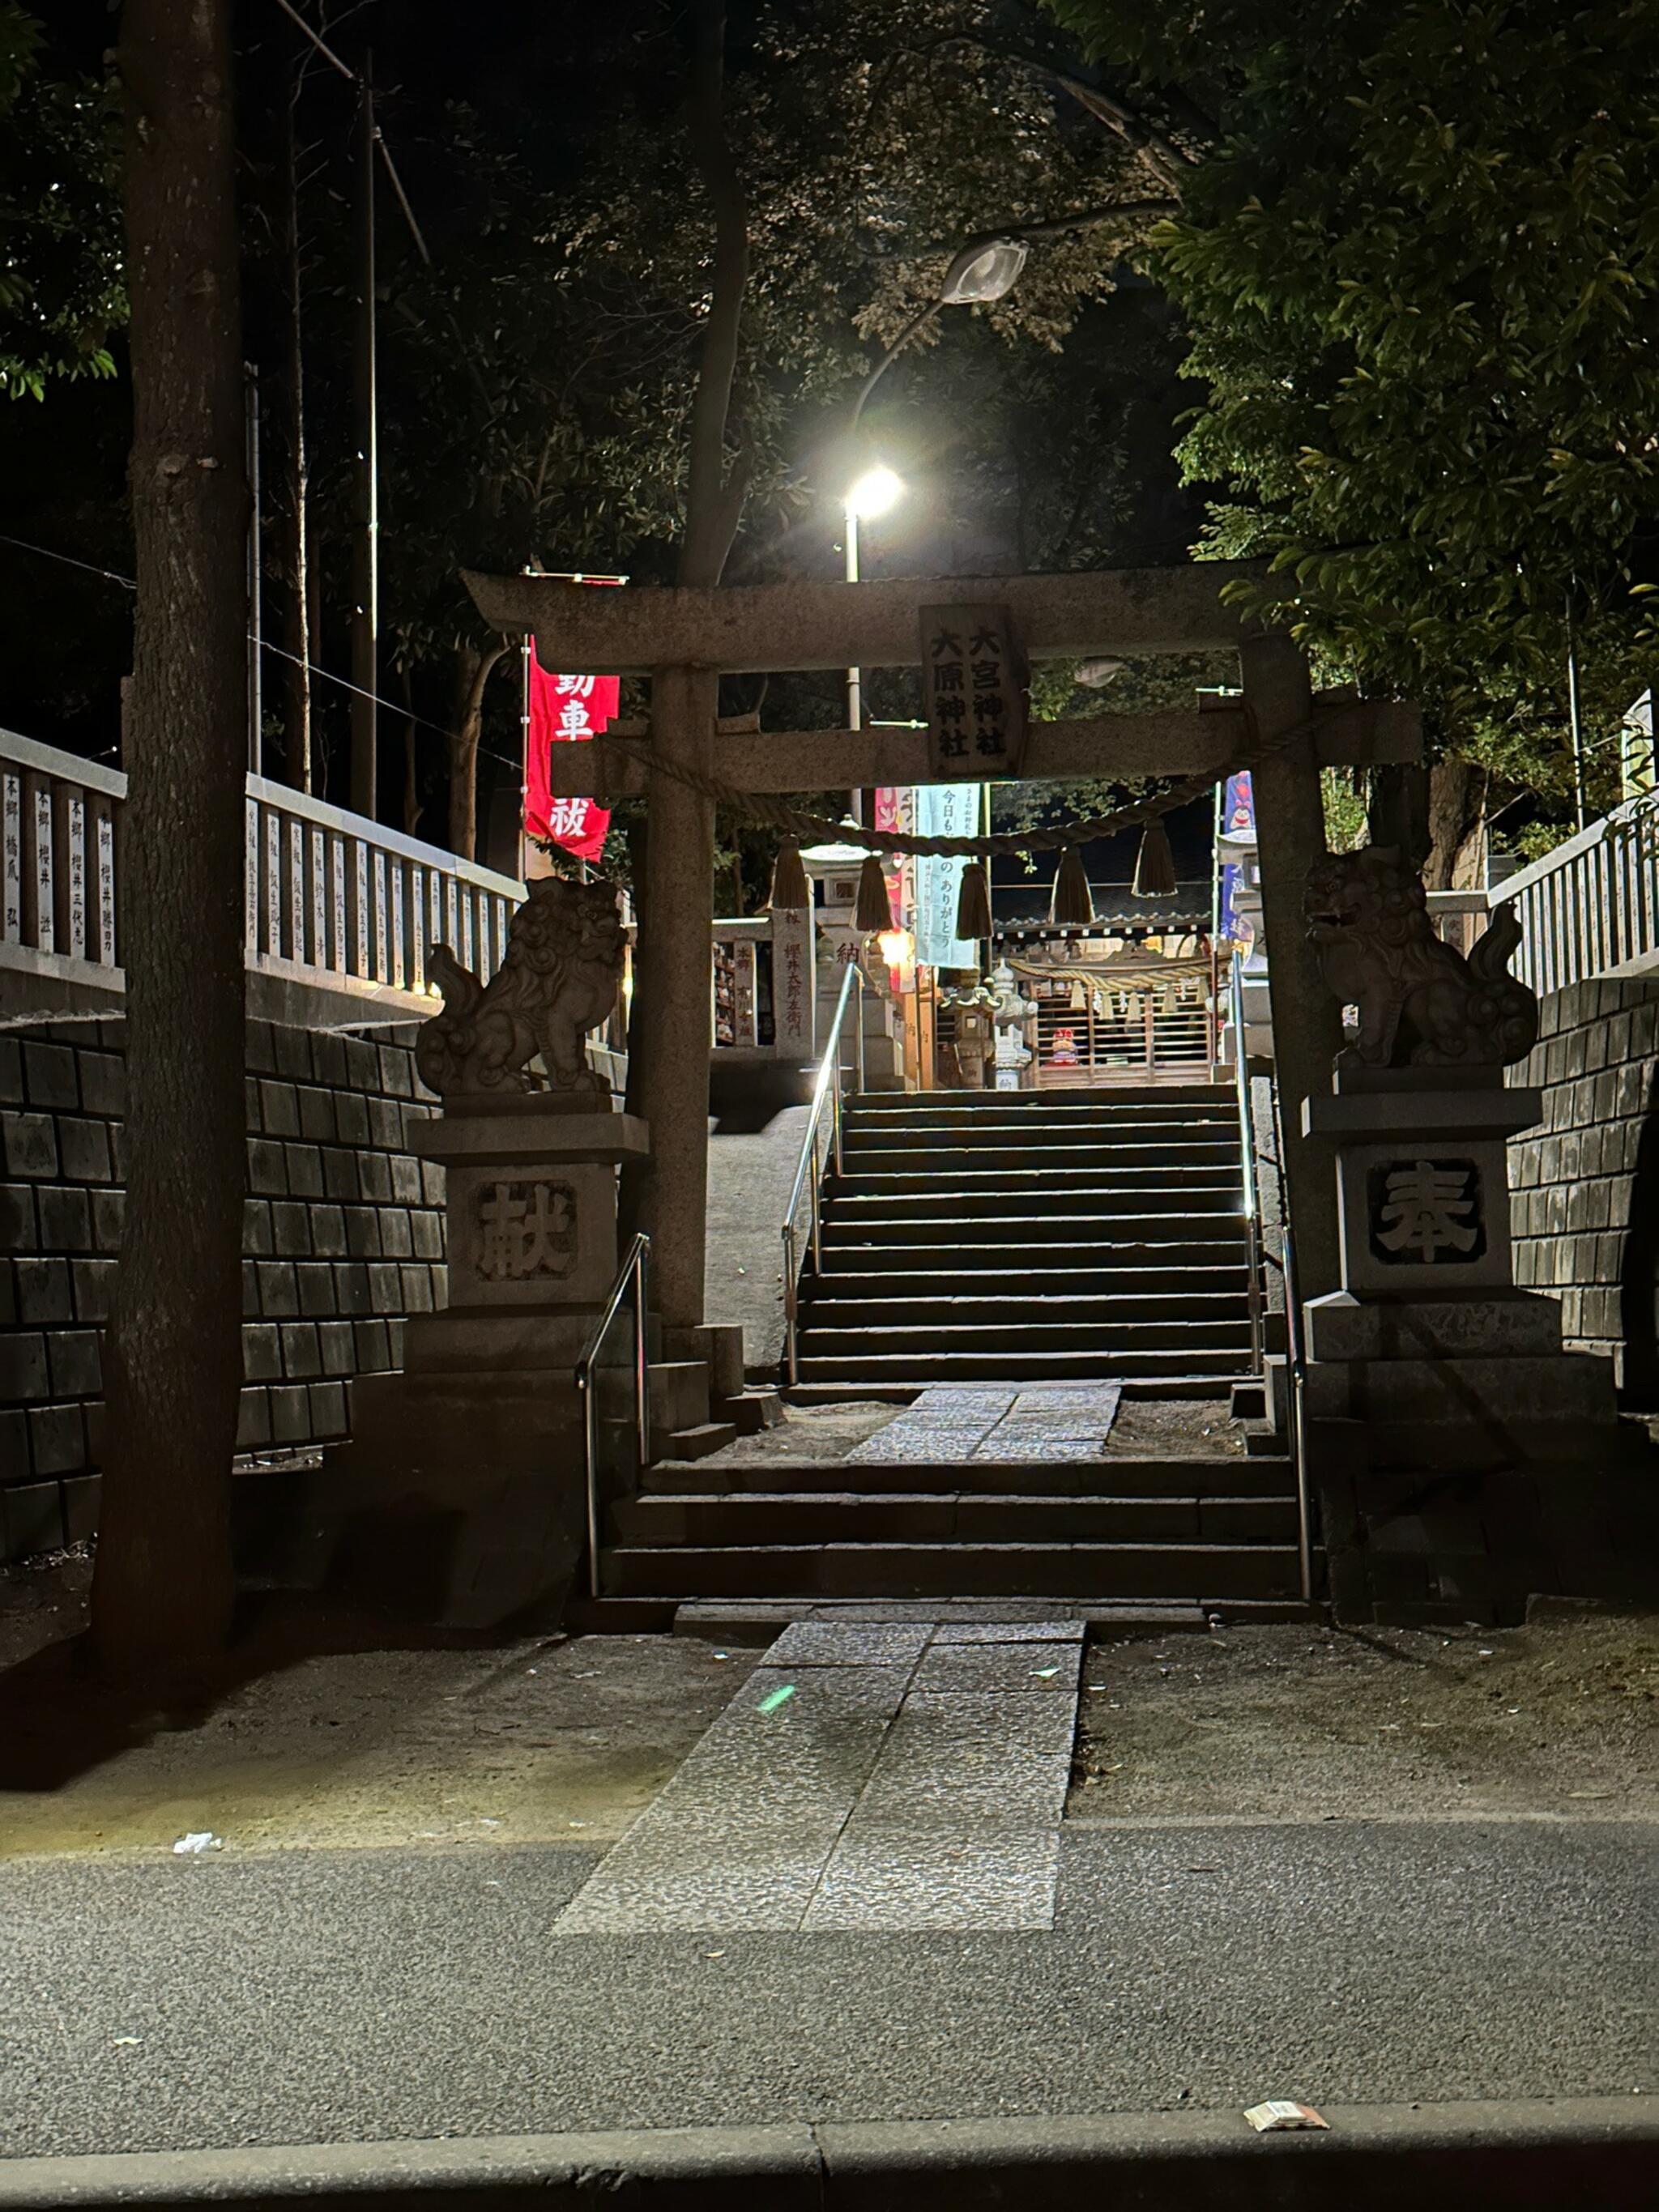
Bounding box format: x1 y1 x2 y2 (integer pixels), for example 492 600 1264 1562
939 237 1029 305
846 465 903 521
877 927 914 970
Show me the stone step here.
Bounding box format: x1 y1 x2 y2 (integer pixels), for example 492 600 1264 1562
800 1291 1253 1327
810 1250 1251 1282
649 1420 738 1463
844 1085 1235 1113
822 1204 1245 1241
670 1596 1320 1640
827 1159 1239 1194
795 1349 1254 1383
797 1319 1254 1357
782 1375 1240 1404
827 1185 1239 1221
643 1454 1293 1498
601 1540 1304 1600
841 1134 1239 1163
610 1493 1299 1547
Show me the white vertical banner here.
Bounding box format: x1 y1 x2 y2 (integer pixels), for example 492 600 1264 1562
913 782 979 970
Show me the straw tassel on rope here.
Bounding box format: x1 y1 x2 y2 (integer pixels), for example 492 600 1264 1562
954 862 992 941
1049 846 1094 926
855 854 895 931
1132 819 1178 898
768 838 809 911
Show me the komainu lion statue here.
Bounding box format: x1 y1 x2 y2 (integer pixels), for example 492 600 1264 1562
416 875 624 1101
1304 846 1538 1070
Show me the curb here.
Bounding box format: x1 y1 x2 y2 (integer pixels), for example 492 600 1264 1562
1 2099 1654 2210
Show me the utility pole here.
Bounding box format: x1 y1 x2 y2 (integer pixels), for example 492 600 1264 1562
349 62 377 818
279 73 311 792
245 360 262 775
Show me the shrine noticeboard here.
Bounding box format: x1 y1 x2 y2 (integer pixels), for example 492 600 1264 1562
919 603 1027 780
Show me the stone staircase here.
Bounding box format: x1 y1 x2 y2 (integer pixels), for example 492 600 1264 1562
792 1085 1256 1394
591 1083 1306 1611
598 1447 1306 1606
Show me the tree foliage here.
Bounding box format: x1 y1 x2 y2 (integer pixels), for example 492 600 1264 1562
0 3 124 399
1047 0 1659 837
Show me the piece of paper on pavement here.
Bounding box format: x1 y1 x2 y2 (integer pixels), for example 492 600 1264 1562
1244 2101 1329 2133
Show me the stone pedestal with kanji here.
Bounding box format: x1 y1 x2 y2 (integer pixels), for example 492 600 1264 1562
313 1097 651 1628
1299 1067 1648 1624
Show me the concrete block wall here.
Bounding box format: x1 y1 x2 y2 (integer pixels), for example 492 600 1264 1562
0 1017 446 1561
1508 977 1659 1385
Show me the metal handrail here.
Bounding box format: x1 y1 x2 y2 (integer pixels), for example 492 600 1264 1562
1230 950 1266 1375
781 959 866 1386
574 1230 651 1601
1265 1073 1315 1608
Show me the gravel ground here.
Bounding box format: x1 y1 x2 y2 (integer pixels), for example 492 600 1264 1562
0 1554 762 1860
1071 1609 1658 1824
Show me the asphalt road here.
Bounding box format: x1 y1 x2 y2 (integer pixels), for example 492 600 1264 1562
1 1818 1652 2159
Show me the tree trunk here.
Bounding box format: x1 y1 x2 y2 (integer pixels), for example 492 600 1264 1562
1367 761 1430 872
93 0 246 1684
627 0 752 1327
448 640 506 863
1426 757 1487 890
278 71 311 792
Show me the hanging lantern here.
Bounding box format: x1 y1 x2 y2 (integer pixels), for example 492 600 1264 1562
1132 819 1178 897
855 853 895 931
1049 846 1095 925
768 839 809 911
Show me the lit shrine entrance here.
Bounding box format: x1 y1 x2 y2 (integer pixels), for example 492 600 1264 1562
464 560 1422 1328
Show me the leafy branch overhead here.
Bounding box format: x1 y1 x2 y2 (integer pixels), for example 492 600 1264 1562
0 3 124 400
1047 0 1659 828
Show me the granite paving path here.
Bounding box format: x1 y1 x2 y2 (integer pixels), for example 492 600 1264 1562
553 1620 1084 1934
845 1385 1123 1465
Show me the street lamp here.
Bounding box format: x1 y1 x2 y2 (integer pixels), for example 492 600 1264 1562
840 236 1030 822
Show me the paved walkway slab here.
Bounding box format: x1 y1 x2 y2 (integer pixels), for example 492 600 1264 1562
553 1621 1084 1936
845 1386 1121 1466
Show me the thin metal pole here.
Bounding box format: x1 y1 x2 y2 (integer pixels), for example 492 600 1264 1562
1269 1072 1315 1606
783 1223 798 1386
349 65 378 818
245 363 262 775
1232 953 1265 1375
844 504 862 826
634 1242 651 1473
1567 590 1588 832
584 1370 601 1600
855 968 866 1092
809 1120 822 1273
832 1054 844 1177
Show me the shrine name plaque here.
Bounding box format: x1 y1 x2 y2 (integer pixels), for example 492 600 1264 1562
919 603 1028 780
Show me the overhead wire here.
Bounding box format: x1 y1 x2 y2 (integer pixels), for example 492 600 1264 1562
0 530 535 787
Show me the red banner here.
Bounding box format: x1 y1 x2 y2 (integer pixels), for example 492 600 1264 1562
525 650 620 863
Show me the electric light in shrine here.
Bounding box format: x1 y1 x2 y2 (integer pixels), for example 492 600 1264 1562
846 465 904 521
877 925 914 970
939 237 1029 305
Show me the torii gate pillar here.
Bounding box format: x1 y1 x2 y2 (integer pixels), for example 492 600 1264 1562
1241 632 1343 1301
630 663 718 1328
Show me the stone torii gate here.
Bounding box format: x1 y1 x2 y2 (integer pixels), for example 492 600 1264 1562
465 560 1421 1342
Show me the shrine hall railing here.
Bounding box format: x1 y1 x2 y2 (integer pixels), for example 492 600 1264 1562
1 725 525 1027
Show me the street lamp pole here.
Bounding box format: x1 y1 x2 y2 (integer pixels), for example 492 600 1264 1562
845 499 863 825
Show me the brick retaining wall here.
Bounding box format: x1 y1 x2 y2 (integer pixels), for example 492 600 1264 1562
1508 978 1659 1388
0 1017 446 1561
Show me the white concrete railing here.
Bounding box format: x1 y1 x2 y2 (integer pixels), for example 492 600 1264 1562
1488 795 1659 996
1 725 525 1025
